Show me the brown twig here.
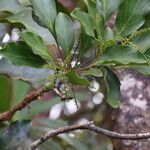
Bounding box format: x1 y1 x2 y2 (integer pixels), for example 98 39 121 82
0 87 49 122
31 122 150 150
0 85 74 122
53 88 73 101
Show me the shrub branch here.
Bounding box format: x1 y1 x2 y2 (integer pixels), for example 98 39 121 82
0 85 73 122
0 87 49 121
31 122 150 150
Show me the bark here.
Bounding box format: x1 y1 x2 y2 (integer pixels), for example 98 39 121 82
113 69 150 150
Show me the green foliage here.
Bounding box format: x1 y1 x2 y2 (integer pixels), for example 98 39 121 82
0 41 46 67
67 69 89 85
11 80 30 107
0 120 31 150
145 49 150 64
20 32 53 62
55 12 75 56
131 31 150 52
105 68 120 108
131 65 150 75
79 27 94 58
0 0 23 14
5 7 55 44
0 0 150 148
116 0 150 36
0 0 149 108
94 46 147 65
71 8 95 37
96 0 123 21
0 58 53 88
81 68 103 77
30 0 57 34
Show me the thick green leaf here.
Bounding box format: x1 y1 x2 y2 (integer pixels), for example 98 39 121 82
55 12 75 56
0 0 23 14
0 58 53 88
82 0 98 22
0 41 46 67
105 68 120 108
81 68 103 77
96 0 123 21
71 8 95 37
0 120 31 150
5 8 55 44
116 0 150 36
0 0 55 44
131 65 150 75
145 49 150 64
132 32 150 53
30 0 57 33
21 32 51 61
67 70 89 85
0 75 10 111
94 46 147 65
19 0 31 6
83 0 97 18
79 27 94 58
79 0 102 38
